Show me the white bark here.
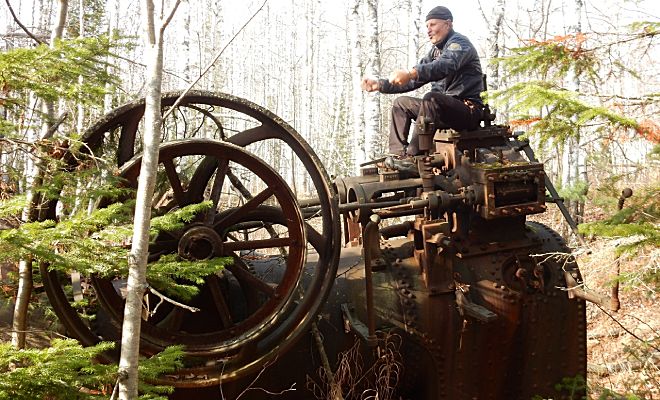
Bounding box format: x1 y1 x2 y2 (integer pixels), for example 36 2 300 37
407 0 422 67
349 0 365 173
50 0 68 42
118 1 180 398
76 0 84 134
104 0 120 112
363 0 381 161
486 0 505 92
12 0 68 350
561 0 585 234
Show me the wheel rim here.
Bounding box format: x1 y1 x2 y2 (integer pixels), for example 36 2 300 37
41 92 341 385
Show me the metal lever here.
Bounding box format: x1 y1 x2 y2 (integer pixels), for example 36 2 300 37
455 285 498 323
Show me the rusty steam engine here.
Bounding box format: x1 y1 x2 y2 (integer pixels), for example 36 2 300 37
41 92 587 399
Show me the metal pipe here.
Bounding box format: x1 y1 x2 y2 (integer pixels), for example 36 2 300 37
362 214 381 346
379 221 414 239
338 200 404 212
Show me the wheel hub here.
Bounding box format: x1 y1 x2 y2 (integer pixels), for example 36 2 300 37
178 225 223 260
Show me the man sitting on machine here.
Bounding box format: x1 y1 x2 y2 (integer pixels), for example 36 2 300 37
361 5 484 158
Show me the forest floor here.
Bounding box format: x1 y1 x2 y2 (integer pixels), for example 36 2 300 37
533 209 660 399
580 240 660 399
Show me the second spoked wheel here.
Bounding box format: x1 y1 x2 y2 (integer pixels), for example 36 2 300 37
97 139 309 383
42 92 341 385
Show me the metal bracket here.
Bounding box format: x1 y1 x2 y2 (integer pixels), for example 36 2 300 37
455 287 498 323
341 303 377 346
511 136 588 247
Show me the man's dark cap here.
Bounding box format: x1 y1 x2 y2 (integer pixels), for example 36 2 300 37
426 6 453 21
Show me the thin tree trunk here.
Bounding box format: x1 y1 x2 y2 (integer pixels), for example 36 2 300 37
363 0 381 161
118 1 180 397
11 258 32 348
12 0 68 350
407 0 422 67
76 0 84 135
50 0 68 42
486 0 505 92
348 0 365 173
562 0 584 239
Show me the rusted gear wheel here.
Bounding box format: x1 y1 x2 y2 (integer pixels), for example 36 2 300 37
40 92 341 386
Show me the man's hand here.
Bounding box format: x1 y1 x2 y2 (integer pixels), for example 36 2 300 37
389 68 417 86
361 77 380 92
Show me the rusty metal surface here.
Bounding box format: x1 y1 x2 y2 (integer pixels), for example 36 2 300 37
42 92 587 397
337 223 586 399
332 123 587 399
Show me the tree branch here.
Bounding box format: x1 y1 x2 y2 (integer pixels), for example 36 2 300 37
146 285 200 314
3 0 45 45
159 0 182 36
595 303 660 353
43 112 69 139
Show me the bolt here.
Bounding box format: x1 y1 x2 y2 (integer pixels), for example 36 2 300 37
515 268 528 279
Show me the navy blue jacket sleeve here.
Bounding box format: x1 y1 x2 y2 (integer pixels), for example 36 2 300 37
377 51 433 94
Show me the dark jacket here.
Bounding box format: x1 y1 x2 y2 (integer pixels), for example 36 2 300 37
379 30 484 105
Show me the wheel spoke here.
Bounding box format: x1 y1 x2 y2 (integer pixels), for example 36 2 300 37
207 275 233 327
117 110 143 166
227 124 273 147
223 237 293 252
161 157 185 205
214 186 276 230
305 223 324 253
155 307 185 332
205 158 230 224
187 156 218 203
225 263 276 297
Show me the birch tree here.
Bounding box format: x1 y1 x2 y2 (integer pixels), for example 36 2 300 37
561 0 586 234
117 0 181 398
484 0 505 92
12 0 69 350
406 0 422 67
349 0 365 172
363 0 381 161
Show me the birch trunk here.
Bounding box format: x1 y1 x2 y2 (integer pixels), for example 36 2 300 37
12 0 68 350
349 0 365 173
561 0 584 237
118 1 180 397
76 0 84 135
363 0 381 161
486 0 505 92
407 0 422 67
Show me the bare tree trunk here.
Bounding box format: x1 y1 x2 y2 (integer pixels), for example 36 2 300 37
50 0 68 42
363 0 381 161
12 0 68 350
407 0 422 67
11 258 32 348
349 0 365 173
561 0 584 239
486 0 505 92
76 0 84 135
118 1 180 398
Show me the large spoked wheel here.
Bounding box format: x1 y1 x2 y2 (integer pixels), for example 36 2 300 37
41 92 341 386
